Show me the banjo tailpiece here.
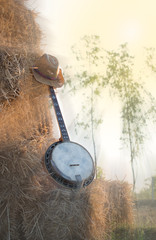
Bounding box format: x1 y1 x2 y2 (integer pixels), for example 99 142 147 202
44 86 95 189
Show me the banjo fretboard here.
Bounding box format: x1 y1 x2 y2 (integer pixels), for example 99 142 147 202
50 87 70 141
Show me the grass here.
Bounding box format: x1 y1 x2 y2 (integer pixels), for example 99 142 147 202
106 199 156 240
0 0 139 239
110 227 156 240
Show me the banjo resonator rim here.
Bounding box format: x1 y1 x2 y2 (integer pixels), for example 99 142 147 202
45 141 95 189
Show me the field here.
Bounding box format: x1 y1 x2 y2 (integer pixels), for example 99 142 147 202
0 1 156 239
109 199 156 240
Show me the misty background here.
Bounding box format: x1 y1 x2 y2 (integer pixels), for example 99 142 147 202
26 0 156 192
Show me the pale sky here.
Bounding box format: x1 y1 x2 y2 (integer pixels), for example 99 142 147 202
27 0 156 62
26 0 156 191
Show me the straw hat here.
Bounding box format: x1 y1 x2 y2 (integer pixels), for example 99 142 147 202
32 54 64 88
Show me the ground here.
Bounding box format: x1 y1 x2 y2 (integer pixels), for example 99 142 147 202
109 199 156 240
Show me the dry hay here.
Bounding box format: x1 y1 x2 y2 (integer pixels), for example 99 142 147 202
87 179 134 239
21 187 90 240
0 0 50 143
103 180 134 230
0 135 102 240
0 46 26 104
0 138 134 240
0 1 134 239
0 0 41 50
0 46 44 109
0 138 54 240
0 81 53 146
0 0 42 107
0 136 92 240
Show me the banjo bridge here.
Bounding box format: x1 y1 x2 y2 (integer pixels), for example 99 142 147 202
70 164 80 167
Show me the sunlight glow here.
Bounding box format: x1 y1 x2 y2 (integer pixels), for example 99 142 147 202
119 20 142 43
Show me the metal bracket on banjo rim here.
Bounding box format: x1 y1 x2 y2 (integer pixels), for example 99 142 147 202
45 87 95 189
45 140 95 189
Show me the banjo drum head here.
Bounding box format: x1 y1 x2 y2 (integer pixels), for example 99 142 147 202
45 141 95 189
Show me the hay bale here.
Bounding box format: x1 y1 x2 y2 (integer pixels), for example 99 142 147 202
0 82 53 144
104 180 134 228
14 177 107 240
21 188 90 240
0 200 22 240
0 144 107 240
0 46 24 103
87 180 108 240
0 0 42 106
0 139 53 240
0 46 42 106
0 0 41 50
86 179 133 239
0 1 134 240
0 142 134 240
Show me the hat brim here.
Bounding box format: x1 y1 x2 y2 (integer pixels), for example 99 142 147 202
32 68 64 88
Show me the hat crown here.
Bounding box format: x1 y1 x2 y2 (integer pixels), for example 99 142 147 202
35 54 59 79
32 53 64 88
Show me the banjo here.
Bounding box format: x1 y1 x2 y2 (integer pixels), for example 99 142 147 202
45 87 95 189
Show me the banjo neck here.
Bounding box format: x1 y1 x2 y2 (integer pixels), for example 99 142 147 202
45 86 95 189
49 86 70 142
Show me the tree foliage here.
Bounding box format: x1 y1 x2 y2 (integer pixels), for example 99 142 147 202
146 47 156 73
64 36 156 187
96 166 105 179
64 35 105 178
105 44 153 189
136 176 156 200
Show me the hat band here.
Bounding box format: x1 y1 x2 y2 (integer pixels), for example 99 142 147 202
34 68 58 81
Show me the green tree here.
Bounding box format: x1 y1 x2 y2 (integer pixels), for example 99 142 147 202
96 166 105 179
146 47 156 73
64 37 156 188
136 176 156 199
106 44 144 190
64 35 105 178
105 43 156 190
